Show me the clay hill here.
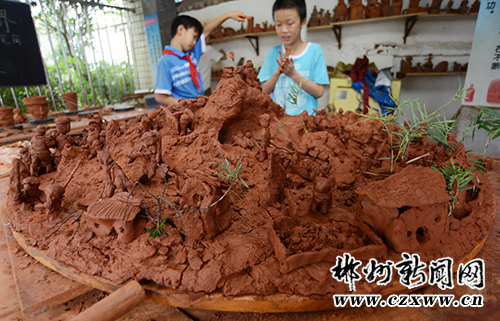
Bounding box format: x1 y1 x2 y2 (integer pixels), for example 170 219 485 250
5 61 495 299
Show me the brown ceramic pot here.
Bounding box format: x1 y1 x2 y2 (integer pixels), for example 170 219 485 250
0 106 15 127
24 95 49 120
62 92 78 111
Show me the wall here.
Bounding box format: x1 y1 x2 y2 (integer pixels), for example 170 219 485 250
183 0 477 114
125 0 155 90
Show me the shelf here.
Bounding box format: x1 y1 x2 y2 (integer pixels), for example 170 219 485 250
208 13 478 54
330 12 477 49
402 71 467 76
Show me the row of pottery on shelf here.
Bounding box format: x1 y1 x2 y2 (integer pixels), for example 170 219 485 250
22 92 78 121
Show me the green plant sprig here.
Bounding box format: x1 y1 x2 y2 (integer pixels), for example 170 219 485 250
432 158 476 217
208 152 249 203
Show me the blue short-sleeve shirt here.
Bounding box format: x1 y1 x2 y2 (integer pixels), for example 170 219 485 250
258 43 329 115
155 34 206 100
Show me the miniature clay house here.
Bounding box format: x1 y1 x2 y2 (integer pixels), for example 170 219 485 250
84 192 146 243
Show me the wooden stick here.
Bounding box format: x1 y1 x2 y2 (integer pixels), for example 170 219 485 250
69 280 145 321
64 158 82 188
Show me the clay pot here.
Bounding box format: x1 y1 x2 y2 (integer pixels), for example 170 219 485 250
62 92 78 111
0 106 15 127
24 95 49 120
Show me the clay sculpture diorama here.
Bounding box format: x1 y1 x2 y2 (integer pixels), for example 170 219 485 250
5 62 496 302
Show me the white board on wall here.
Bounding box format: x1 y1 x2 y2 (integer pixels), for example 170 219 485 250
463 0 500 107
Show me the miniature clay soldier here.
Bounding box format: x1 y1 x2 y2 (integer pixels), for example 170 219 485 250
53 116 75 167
423 54 434 72
258 114 271 162
404 0 430 13
349 0 365 21
247 16 254 33
30 125 56 176
434 61 449 72
321 10 332 25
400 56 414 73
429 0 443 14
22 176 45 204
309 6 320 27
457 0 469 14
334 0 348 22
392 0 403 15
9 158 30 202
239 60 261 88
98 146 132 198
366 0 382 19
445 0 457 13
35 184 65 218
381 0 391 16
414 62 423 72
268 152 287 208
470 0 480 13
13 109 27 124
86 115 105 159
179 112 192 135
310 175 335 214
128 130 162 183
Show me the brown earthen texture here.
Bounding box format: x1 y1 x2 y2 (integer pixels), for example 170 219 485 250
4 62 495 299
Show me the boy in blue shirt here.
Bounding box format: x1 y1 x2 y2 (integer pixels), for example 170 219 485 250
258 0 329 116
155 12 248 106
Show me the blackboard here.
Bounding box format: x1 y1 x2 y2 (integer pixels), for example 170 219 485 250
0 0 47 87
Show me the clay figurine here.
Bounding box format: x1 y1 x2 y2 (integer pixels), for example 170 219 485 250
445 0 458 13
22 176 45 204
13 109 27 124
403 0 430 14
349 0 366 21
258 114 271 162
423 54 434 72
366 0 382 19
9 158 30 202
179 110 193 135
30 125 55 176
85 115 105 159
334 0 348 22
320 10 332 25
268 152 288 208
381 0 391 16
247 16 254 33
254 23 262 33
458 0 469 14
392 0 403 15
53 116 75 167
470 0 480 13
308 5 320 27
434 61 449 72
128 130 164 183
310 175 335 214
414 62 423 73
400 56 414 73
429 0 443 14
97 146 133 198
35 184 65 218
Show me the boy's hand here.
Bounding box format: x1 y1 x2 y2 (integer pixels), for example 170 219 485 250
276 48 294 76
226 11 249 22
281 57 295 77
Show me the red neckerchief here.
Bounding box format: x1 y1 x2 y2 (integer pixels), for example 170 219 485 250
163 49 201 90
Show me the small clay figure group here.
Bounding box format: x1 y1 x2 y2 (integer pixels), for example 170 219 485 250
308 6 333 26
400 54 467 74
210 16 275 39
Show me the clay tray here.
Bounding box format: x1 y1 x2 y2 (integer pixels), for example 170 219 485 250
10 228 488 313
